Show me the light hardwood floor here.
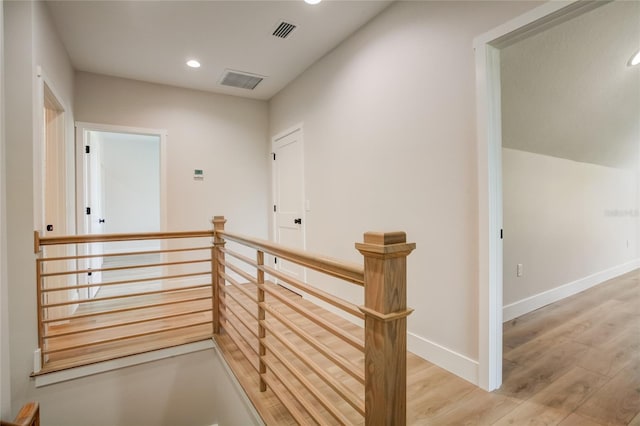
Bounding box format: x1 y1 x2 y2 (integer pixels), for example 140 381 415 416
217 269 640 425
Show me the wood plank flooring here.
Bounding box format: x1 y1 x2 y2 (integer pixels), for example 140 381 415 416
217 269 640 425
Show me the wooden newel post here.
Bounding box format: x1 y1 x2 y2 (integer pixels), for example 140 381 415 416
212 216 227 334
356 232 416 426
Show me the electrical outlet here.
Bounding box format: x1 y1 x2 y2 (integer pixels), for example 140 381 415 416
517 263 523 277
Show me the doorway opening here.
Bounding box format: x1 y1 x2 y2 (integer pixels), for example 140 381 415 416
76 122 167 298
474 0 639 391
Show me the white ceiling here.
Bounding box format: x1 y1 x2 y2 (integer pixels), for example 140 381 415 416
501 1 640 170
46 0 392 100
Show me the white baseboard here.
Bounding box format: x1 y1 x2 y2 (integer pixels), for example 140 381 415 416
503 258 640 322
408 332 479 385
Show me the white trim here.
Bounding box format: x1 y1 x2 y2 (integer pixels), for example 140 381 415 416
34 340 214 387
35 67 71 234
408 332 479 385
474 0 600 391
74 121 168 235
503 259 640 322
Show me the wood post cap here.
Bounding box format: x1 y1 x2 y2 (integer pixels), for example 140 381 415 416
363 231 406 245
355 232 415 256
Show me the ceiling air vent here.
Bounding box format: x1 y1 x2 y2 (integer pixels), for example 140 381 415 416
272 21 297 39
219 69 265 90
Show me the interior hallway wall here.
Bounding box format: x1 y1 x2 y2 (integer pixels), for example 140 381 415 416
75 72 270 237
0 0 11 419
503 148 638 310
269 0 541 382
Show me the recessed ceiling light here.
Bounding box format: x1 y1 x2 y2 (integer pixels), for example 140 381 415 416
304 0 321 4
628 49 640 67
186 60 201 68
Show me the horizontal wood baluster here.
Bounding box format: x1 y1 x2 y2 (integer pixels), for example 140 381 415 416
42 295 212 324
260 373 314 425
45 308 212 339
261 355 328 425
262 266 364 320
220 247 258 267
219 298 259 340
41 258 210 278
263 320 365 416
263 338 355 424
261 302 364 385
39 245 212 263
222 260 258 285
42 283 212 308
260 282 364 352
43 321 212 355
219 272 257 303
42 271 210 293
220 283 258 321
219 310 260 372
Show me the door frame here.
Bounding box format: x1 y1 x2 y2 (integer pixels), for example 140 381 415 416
34 67 74 235
75 122 168 236
270 123 307 272
474 0 605 391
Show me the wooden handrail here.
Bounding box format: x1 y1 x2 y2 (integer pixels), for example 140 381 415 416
35 229 213 253
216 229 365 286
212 215 415 425
0 402 39 426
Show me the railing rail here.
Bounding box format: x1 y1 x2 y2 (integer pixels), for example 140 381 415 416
217 229 365 286
34 229 215 373
212 215 415 425
0 402 40 426
32 217 415 424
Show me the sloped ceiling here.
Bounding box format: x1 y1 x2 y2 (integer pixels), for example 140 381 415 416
501 1 640 170
46 0 392 100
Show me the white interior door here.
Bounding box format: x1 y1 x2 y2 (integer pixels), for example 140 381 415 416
84 131 105 297
272 128 306 284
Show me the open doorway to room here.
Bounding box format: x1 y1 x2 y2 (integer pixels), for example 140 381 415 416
76 122 166 298
476 0 640 395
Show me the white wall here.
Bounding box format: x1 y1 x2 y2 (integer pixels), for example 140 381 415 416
502 148 638 309
5 0 38 415
34 348 262 426
75 72 270 237
100 133 160 236
0 0 10 420
269 0 541 382
96 131 161 253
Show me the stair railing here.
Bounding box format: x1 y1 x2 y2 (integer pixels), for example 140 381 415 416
212 215 415 425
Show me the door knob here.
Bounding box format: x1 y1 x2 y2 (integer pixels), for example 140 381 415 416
294 218 302 225
98 218 105 223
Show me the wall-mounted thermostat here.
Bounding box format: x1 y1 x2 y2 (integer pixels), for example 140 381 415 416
194 169 204 180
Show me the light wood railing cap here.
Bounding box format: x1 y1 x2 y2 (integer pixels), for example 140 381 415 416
212 216 227 226
355 231 416 256
0 401 39 426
